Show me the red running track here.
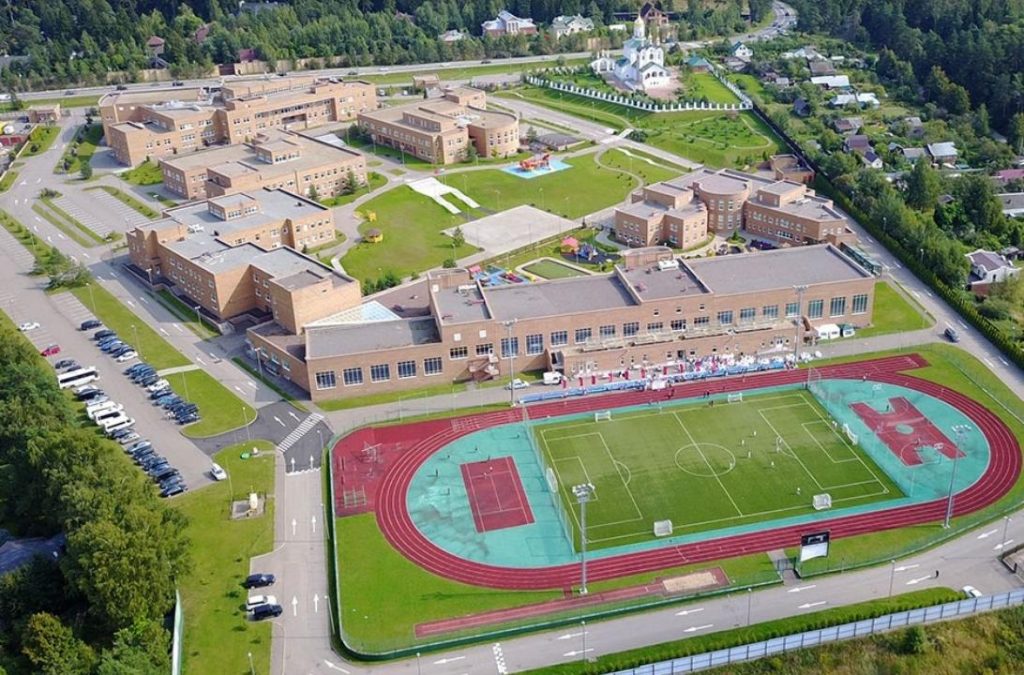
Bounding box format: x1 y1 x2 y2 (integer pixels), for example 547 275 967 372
368 355 1021 590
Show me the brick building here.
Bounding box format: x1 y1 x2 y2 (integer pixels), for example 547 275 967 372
126 189 349 323
612 168 856 248
245 245 875 401
100 76 376 166
357 87 519 164
159 129 366 201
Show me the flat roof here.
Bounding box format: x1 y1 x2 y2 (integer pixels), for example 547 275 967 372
483 275 637 321
433 284 490 324
162 130 363 175
618 259 709 300
305 317 440 359
685 244 871 295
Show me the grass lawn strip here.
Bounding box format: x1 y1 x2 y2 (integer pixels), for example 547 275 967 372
525 588 960 674
90 185 159 219
0 170 18 193
522 258 588 279
21 124 60 156
364 58 588 85
319 172 388 207
56 124 103 174
317 380 469 411
121 159 164 186
153 289 218 339
341 154 637 281
178 369 255 438
32 200 103 247
856 281 934 338
597 147 679 185
174 441 275 675
684 71 741 104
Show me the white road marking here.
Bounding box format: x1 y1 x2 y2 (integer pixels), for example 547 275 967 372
196 356 206 365
322 661 349 673
788 585 817 593
274 416 285 427
984 358 995 367
994 539 1014 550
140 296 148 304
557 631 587 640
173 324 183 333
248 380 257 388
493 643 508 675
978 529 999 539
958 320 968 329
906 575 933 585
313 594 319 613
1000 357 1010 366
912 290 921 298
674 607 704 617
159 327 168 335
797 601 827 609
683 624 714 633
311 515 317 534
234 385 244 393
82 252 90 259
288 411 301 422
126 299 134 307
433 656 466 665
562 649 595 657
291 596 298 617
291 518 297 535
893 564 919 572
57 232 65 240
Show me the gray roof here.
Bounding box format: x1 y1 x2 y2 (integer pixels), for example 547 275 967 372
686 245 871 295
967 249 1012 272
433 284 491 324
927 141 958 158
483 275 637 322
305 318 440 359
618 260 709 301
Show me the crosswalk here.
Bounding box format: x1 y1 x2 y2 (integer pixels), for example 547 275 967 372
278 412 325 453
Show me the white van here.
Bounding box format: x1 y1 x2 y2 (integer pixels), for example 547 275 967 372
543 371 564 385
100 414 133 431
104 419 136 436
89 402 124 421
95 408 127 425
815 324 841 341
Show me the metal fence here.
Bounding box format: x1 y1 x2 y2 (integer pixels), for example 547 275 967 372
170 588 184 675
611 589 1024 674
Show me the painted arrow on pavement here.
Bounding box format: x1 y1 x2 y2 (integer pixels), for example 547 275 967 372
562 649 594 657
683 624 714 633
906 575 933 585
556 631 587 640
978 529 999 539
291 596 298 617
273 416 285 427
433 656 466 665
798 601 827 609
894 564 919 572
787 585 817 593
675 607 704 616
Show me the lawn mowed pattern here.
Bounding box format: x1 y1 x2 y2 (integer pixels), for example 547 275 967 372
536 390 902 549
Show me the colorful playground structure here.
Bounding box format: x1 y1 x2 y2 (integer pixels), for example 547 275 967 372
518 152 551 172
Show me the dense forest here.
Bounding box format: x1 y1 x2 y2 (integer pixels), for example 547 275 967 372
788 0 1024 134
0 0 766 90
0 320 189 674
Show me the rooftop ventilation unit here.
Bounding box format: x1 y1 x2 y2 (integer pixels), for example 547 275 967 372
187 224 204 233
657 259 677 271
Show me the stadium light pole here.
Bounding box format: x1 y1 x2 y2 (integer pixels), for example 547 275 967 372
944 428 967 528
573 483 595 595
792 284 808 362
503 319 519 407
888 559 896 597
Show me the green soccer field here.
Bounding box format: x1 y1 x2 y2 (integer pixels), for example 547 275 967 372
533 389 905 550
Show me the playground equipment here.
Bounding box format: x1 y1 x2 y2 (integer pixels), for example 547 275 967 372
518 152 551 172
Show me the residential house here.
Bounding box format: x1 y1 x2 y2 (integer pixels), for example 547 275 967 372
966 249 1020 295
685 55 713 73
861 149 883 169
640 2 671 28
927 141 958 165
833 117 863 134
793 97 811 117
808 60 836 76
482 10 537 37
781 46 822 60
903 116 924 139
145 36 165 58
551 15 594 38
730 41 753 62
412 74 440 91
27 105 61 124
810 75 850 89
843 134 871 154
994 168 1024 186
830 92 879 108
998 193 1024 218
723 57 748 72
769 154 814 184
902 147 927 163
440 30 466 42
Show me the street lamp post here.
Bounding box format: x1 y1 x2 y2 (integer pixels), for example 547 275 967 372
131 324 139 357
746 587 753 625
1001 515 1012 550
888 559 896 597
247 651 255 675
792 285 808 361
194 304 202 328
572 483 595 595
944 427 967 528
86 282 96 312
503 319 518 407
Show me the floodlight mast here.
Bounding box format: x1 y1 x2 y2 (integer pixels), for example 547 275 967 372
572 483 595 595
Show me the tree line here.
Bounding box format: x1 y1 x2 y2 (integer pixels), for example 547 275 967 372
1 0 761 90
0 324 189 674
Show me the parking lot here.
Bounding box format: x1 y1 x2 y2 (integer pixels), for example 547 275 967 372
54 189 149 239
0 285 215 491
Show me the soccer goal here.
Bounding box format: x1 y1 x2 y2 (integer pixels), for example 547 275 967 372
813 493 832 511
653 519 674 537
841 423 859 445
594 410 612 422
727 392 744 404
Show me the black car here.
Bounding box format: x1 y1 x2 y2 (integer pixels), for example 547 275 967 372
54 358 77 369
132 370 157 383
80 320 102 331
125 363 150 375
139 454 167 469
138 375 160 387
160 483 187 498
109 427 135 441
132 450 157 465
251 603 283 620
93 329 116 341
75 387 102 400
126 440 151 454
149 387 172 399
172 80 184 86
243 574 276 589
155 469 181 484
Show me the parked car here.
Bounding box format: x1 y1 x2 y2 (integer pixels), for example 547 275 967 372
506 378 530 391
251 603 283 620
172 80 184 86
93 329 116 341
80 319 102 331
116 350 138 363
154 467 181 483
18 321 39 331
149 387 172 399
117 432 141 445
125 363 150 375
54 358 77 370
160 483 187 498
245 595 277 611
146 379 170 393
944 326 960 343
963 585 983 598
211 463 227 481
243 573 276 589
40 345 61 357
76 388 103 401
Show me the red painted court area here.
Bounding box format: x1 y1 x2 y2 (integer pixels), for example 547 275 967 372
332 354 1021 591
460 456 534 533
852 396 964 466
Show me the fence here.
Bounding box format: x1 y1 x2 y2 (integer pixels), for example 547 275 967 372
611 589 1024 674
170 588 184 675
525 67 752 114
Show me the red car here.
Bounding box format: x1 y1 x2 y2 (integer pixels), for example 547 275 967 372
40 344 61 357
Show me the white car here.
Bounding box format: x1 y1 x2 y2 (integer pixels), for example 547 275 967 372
146 379 170 392
115 350 138 363
246 595 277 611
18 321 39 331
505 378 530 391
210 463 227 481
963 585 983 598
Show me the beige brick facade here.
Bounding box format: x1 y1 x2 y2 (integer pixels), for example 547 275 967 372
100 77 376 166
357 87 518 164
160 130 366 201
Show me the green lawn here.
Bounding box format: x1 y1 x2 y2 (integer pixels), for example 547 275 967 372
89 185 160 219
21 124 60 156
504 86 785 168
317 380 468 411
175 369 255 438
0 170 18 193
343 137 435 170
56 124 103 174
536 388 902 550
522 258 588 279
174 441 275 675
334 512 776 653
319 171 387 207
683 72 741 104
32 199 105 247
69 283 189 369
598 147 681 184
341 154 639 281
857 281 933 338
121 159 164 185
153 289 218 339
